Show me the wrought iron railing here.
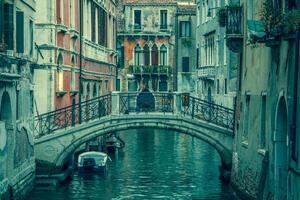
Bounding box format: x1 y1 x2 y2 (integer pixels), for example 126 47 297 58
34 92 234 138
128 65 172 75
226 6 243 35
182 95 235 130
119 92 174 114
34 94 111 138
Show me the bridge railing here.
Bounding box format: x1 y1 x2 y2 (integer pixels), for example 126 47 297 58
34 94 111 138
33 92 234 138
182 94 235 130
119 92 174 114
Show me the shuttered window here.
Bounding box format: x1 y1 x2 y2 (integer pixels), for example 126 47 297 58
0 1 3 43
16 11 24 53
182 57 189 72
4 3 14 50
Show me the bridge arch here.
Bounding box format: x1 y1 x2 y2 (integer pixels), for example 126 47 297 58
35 115 233 174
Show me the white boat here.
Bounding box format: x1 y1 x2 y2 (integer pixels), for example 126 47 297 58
78 151 109 173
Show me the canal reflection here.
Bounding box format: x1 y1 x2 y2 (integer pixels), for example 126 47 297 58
27 128 235 200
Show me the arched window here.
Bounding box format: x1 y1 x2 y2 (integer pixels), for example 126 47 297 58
70 56 76 91
86 83 90 100
134 44 142 66
151 44 158 65
159 45 167 66
57 53 64 91
144 44 150 66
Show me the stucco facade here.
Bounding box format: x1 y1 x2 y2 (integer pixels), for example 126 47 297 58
176 2 197 94
117 0 178 92
34 0 117 115
195 0 238 108
230 0 300 200
0 0 36 199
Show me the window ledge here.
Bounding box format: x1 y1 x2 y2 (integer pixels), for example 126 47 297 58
241 141 249 148
70 90 79 96
56 91 67 97
257 148 266 156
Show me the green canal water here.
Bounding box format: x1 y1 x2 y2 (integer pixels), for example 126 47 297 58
27 129 235 200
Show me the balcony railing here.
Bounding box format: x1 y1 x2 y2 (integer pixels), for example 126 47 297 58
129 65 172 75
197 65 215 79
225 6 243 35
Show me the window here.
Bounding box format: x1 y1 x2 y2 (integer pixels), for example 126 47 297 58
180 21 191 37
16 11 24 53
70 68 75 91
98 7 107 46
3 3 14 50
105 80 109 94
159 45 167 66
243 95 251 142
204 33 215 65
91 2 96 42
217 79 220 94
99 81 102 96
159 78 168 92
116 79 120 91
260 95 266 149
144 44 150 66
182 57 189 72
134 45 143 66
224 78 228 94
134 10 141 30
160 10 167 30
29 20 33 55
57 53 64 92
196 48 199 68
151 44 158 65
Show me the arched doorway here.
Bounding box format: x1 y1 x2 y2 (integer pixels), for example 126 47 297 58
274 97 288 200
0 91 12 180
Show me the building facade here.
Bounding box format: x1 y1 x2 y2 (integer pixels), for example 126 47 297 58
117 0 178 92
0 0 36 199
176 2 197 93
34 0 117 115
196 0 238 108
229 0 300 199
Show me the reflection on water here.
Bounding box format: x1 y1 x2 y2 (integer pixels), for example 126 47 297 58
27 129 235 200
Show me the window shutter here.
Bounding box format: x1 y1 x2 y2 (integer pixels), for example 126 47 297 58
0 1 3 42
16 11 24 53
4 3 14 50
182 57 189 72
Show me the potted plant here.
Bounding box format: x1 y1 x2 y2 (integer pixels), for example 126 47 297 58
260 0 283 46
282 9 300 39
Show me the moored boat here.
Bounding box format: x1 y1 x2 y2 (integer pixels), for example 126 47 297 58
78 151 109 173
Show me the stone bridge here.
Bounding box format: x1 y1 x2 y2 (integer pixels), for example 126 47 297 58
33 92 235 174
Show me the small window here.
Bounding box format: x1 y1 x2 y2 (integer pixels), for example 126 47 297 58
134 10 141 30
134 45 142 66
160 10 167 30
116 79 120 91
180 21 191 37
16 11 24 53
29 20 34 55
182 57 189 72
159 45 167 66
224 78 228 94
217 79 220 94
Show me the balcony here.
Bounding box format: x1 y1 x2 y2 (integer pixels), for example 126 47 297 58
197 65 215 79
128 65 172 75
218 6 243 53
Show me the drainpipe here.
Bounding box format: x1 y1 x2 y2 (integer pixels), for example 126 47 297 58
79 0 83 124
291 28 299 161
174 12 178 91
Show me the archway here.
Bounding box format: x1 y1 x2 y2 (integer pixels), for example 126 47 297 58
0 91 13 180
274 97 288 200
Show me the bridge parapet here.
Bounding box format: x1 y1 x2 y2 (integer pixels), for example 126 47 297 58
33 92 235 139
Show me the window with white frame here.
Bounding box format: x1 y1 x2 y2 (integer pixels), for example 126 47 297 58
159 45 167 66
204 33 215 65
134 45 143 65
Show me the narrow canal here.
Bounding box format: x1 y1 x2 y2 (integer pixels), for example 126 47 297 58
28 128 235 200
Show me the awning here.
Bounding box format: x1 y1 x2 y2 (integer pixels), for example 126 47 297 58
248 20 266 38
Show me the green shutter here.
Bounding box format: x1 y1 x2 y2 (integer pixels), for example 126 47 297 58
0 0 3 42
16 11 24 53
4 3 14 50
